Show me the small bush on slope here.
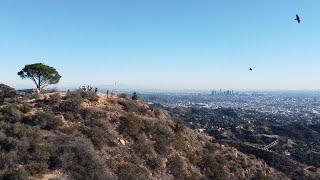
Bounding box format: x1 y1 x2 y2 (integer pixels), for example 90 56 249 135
79 90 99 102
80 125 105 150
118 93 128 99
20 103 33 113
118 163 148 180
59 92 83 113
50 136 116 180
0 104 24 123
0 121 50 178
131 92 139 101
119 114 142 138
151 122 175 155
200 154 228 180
167 155 189 179
118 100 140 112
30 111 63 130
48 93 61 107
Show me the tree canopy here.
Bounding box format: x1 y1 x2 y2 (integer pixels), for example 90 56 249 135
18 63 61 91
132 92 138 100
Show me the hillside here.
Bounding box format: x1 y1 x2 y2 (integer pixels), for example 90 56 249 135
0 85 309 179
166 106 320 179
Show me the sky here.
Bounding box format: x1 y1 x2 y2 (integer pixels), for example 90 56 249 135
0 0 320 90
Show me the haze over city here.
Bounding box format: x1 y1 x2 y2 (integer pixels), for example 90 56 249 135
1 0 320 90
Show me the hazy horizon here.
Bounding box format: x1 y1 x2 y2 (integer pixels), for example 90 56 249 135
10 83 320 93
1 1 320 90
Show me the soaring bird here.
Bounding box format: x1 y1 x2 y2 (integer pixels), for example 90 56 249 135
295 14 301 23
249 68 253 71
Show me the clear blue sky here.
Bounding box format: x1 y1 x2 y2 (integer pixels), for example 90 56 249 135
0 0 319 90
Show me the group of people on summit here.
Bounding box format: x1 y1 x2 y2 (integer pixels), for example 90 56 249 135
79 85 98 94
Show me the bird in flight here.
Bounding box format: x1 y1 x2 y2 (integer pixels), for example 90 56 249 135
249 68 253 71
295 14 301 23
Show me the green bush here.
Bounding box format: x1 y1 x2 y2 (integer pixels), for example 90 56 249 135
80 126 105 150
174 120 185 133
151 122 175 155
25 162 48 175
146 157 161 170
1 168 29 180
200 154 228 180
167 155 187 178
132 92 139 101
0 121 50 178
20 103 32 113
0 151 18 170
60 92 83 112
155 136 173 155
1 104 24 123
26 94 41 101
187 152 201 165
134 134 155 158
138 106 149 115
118 163 148 180
30 111 63 130
50 136 116 180
59 126 78 135
118 93 128 99
118 100 149 115
79 90 99 102
119 114 142 137
62 112 76 121
118 100 140 112
48 93 61 106
81 108 107 121
175 132 188 151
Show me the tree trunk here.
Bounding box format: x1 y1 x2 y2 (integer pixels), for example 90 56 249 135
37 76 41 93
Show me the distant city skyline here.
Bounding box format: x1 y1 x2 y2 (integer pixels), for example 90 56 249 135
1 1 320 90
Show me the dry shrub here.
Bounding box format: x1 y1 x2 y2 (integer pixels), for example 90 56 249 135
28 111 63 130
60 92 83 113
119 114 142 137
1 104 24 123
118 163 148 180
50 136 116 180
48 93 61 107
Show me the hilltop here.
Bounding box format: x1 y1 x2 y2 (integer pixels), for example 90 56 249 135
0 84 315 179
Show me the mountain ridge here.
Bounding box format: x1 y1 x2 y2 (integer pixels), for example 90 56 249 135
0 85 317 179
